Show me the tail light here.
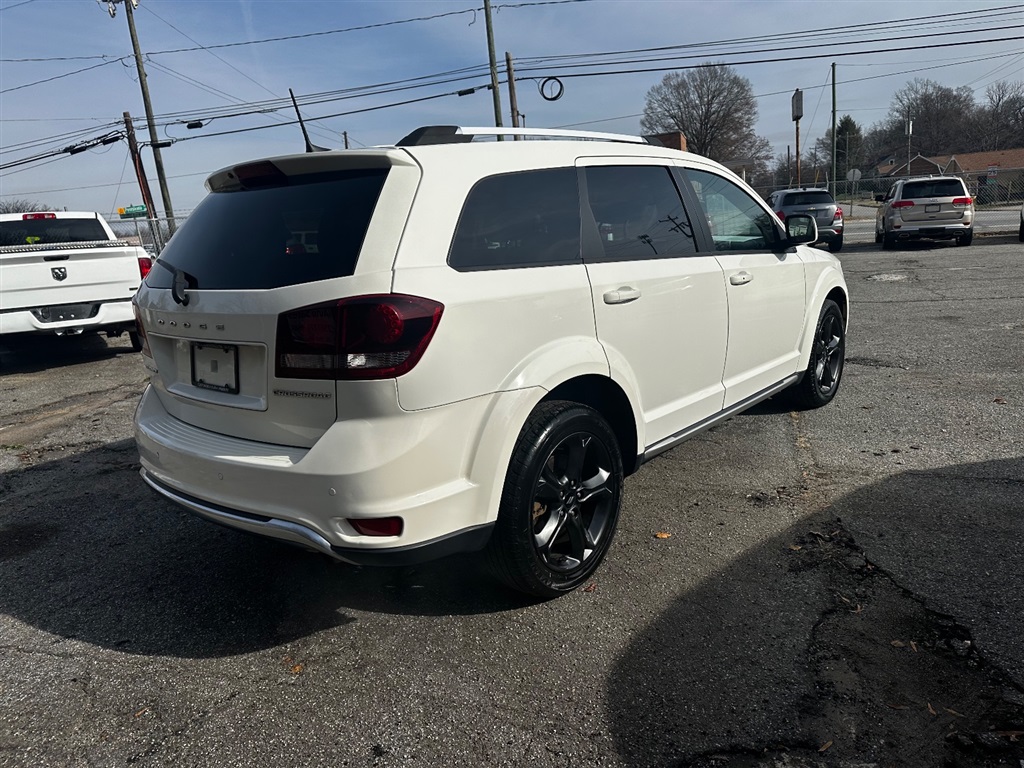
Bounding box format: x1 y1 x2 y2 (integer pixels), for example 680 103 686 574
22 213 56 220
276 294 444 380
775 211 785 221
133 302 151 356
892 200 915 209
138 256 153 280
833 208 843 223
952 197 972 207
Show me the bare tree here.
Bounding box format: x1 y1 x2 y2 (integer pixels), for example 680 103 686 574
641 64 768 166
0 198 49 214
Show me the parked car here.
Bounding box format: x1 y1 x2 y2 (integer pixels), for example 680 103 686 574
0 211 150 349
767 188 844 252
1019 200 1023 242
133 125 848 597
874 176 974 249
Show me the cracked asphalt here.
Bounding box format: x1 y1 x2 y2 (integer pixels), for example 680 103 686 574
1 236 1022 767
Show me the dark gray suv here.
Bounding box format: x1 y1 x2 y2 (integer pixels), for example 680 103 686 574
767 188 844 252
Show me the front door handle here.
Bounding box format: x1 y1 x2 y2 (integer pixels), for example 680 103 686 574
729 271 753 286
603 286 641 304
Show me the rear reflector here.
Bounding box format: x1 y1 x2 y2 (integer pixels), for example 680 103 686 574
348 517 403 537
23 213 56 220
276 294 444 380
892 201 915 209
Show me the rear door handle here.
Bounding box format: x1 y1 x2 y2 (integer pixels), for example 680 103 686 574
729 271 753 286
603 286 641 304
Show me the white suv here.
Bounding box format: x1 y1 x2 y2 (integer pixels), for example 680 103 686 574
133 126 848 597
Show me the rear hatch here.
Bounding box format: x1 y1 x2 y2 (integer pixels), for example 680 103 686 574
0 214 142 316
897 179 970 223
136 151 418 448
782 190 837 228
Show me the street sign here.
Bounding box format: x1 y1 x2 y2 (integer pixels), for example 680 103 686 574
846 169 862 182
118 204 147 219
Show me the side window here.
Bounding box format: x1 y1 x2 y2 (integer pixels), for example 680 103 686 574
583 165 696 261
448 167 580 270
685 169 778 252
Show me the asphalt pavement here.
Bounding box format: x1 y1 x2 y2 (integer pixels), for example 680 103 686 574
1 236 1022 767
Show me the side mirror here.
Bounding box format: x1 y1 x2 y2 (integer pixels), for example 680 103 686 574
784 213 818 246
874 194 885 203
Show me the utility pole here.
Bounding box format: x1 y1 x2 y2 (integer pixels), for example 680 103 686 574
112 0 176 234
343 131 349 149
505 51 520 136
483 0 504 133
830 63 837 199
905 115 913 178
123 111 161 250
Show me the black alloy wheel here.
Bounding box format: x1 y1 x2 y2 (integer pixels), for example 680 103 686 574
487 401 623 597
788 299 845 409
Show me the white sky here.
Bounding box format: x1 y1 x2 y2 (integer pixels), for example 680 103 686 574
1 0 1021 216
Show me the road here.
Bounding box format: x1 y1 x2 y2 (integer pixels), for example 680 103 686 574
1 237 1022 767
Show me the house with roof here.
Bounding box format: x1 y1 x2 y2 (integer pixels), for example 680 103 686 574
876 147 1024 204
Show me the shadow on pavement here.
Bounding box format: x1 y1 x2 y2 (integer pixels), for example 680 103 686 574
0 333 136 374
0 440 532 659
605 456 1024 766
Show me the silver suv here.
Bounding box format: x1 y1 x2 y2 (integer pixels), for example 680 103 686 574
767 188 843 252
875 176 974 249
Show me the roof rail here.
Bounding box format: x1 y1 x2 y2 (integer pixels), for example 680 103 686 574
396 125 653 147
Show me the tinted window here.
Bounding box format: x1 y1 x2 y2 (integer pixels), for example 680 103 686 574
685 169 778 252
146 169 388 290
901 180 965 198
448 168 580 269
0 218 109 246
584 165 696 260
783 191 834 206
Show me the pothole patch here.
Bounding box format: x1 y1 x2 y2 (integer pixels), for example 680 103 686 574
866 273 909 282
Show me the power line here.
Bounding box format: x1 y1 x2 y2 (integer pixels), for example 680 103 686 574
0 58 127 94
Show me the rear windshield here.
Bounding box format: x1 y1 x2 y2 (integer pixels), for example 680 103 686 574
146 168 389 290
0 218 109 246
783 191 834 206
902 180 965 198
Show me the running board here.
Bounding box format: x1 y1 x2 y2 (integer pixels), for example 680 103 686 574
640 374 800 465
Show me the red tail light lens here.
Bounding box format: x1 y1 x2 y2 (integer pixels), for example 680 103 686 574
833 207 843 222
133 302 151 356
775 211 785 221
892 200 915 209
22 213 56 220
952 197 972 207
275 294 444 380
138 256 153 279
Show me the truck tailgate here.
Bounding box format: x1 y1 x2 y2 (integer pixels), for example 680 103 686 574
0 241 142 312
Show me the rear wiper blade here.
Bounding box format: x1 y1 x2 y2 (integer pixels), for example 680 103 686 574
152 259 197 306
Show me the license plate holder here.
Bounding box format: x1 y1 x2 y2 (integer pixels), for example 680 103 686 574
191 342 239 394
926 204 941 213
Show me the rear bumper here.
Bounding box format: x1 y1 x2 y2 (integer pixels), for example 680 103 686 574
134 384 502 560
0 298 134 336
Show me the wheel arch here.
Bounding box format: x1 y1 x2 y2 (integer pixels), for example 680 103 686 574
798 274 848 370
544 374 641 476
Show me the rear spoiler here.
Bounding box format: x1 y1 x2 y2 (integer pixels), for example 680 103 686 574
0 239 139 255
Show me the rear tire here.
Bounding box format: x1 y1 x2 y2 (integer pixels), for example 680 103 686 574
788 300 845 410
874 228 883 244
486 401 623 598
828 235 844 253
882 232 897 250
956 228 973 247
1018 218 1024 242
128 330 143 352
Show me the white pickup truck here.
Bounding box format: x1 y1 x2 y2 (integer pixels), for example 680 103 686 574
0 211 151 351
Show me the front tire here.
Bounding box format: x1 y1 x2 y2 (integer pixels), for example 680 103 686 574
486 401 623 598
789 300 845 409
